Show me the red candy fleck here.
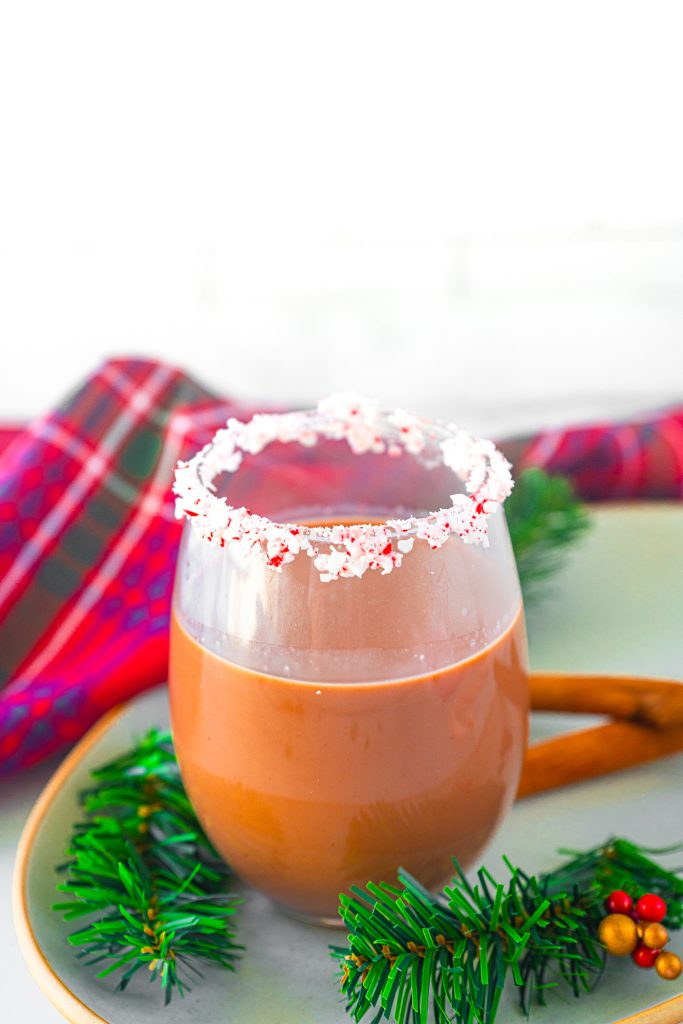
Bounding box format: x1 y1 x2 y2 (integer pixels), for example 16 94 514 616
605 890 634 915
382 543 392 555
632 944 661 969
636 894 667 923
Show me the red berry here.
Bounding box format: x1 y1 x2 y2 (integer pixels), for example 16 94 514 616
632 943 661 969
605 890 633 915
635 894 667 923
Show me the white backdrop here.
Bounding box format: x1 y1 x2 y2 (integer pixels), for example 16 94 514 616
1 1 683 436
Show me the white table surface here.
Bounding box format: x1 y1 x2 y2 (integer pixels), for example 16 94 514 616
5 505 683 1022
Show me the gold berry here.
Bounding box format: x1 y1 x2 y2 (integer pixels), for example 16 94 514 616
655 952 683 981
642 922 669 950
598 914 639 956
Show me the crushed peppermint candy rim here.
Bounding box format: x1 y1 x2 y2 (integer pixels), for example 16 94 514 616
173 393 513 582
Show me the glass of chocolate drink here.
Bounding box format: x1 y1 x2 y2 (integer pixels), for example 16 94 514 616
169 395 528 925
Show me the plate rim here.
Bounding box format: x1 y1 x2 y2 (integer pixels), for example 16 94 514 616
12 700 131 1024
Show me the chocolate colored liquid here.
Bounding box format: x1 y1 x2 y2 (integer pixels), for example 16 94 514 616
169 519 528 920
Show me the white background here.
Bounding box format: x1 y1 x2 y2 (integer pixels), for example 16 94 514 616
2 3 683 1021
1 2 683 435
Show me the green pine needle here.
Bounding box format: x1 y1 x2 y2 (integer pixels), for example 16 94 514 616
53 729 242 1003
332 838 683 1024
506 467 590 603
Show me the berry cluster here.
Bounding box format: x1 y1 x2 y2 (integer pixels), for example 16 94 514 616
598 889 682 980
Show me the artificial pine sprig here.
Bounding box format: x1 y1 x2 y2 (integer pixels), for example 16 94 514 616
332 838 683 1024
506 467 590 602
53 729 241 1003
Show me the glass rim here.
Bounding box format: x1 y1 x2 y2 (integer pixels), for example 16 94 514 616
172 393 513 582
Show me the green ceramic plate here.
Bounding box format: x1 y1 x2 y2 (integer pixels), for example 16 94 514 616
14 504 683 1024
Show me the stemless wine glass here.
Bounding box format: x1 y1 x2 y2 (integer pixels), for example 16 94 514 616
169 396 528 925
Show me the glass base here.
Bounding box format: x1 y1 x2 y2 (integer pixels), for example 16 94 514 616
273 901 345 929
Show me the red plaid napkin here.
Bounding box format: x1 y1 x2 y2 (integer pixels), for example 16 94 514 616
1 358 682 774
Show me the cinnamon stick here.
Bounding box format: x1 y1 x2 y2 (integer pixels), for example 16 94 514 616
518 721 683 799
528 672 683 729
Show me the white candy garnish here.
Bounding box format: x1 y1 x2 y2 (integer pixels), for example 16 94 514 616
173 394 513 581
